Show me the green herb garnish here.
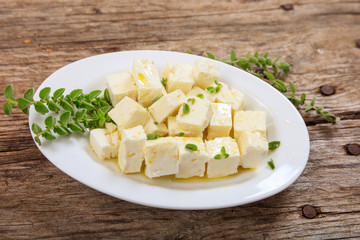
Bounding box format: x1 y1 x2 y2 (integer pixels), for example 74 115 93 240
161 78 167 87
152 95 163 103
154 121 159 125
147 133 162 140
267 159 275 170
196 94 204 99
214 146 230 159
3 85 112 145
177 132 185 136
200 50 340 123
185 143 198 151
183 103 190 114
268 141 280 150
187 98 195 104
206 86 215 94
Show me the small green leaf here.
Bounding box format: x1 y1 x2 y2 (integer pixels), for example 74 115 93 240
178 132 184 136
87 90 102 100
251 73 263 78
99 106 111 115
60 99 74 111
275 80 287 92
249 57 258 64
80 100 95 110
274 55 282 63
268 141 281 151
206 52 215 59
47 100 61 113
4 85 14 99
214 154 222 160
69 89 82 99
305 105 313 112
31 123 42 135
230 49 237 61
147 133 162 140
54 125 68 136
187 98 195 104
21 107 29 115
300 93 306 105
186 50 193 54
266 58 272 66
267 159 275 170
272 64 278 75
34 102 49 115
3 102 12 115
224 153 230 158
24 88 34 101
154 121 158 125
39 87 51 100
279 62 290 74
221 146 226 155
17 98 30 110
206 86 215 94
264 71 274 81
311 97 316 106
75 109 86 120
289 82 296 94
161 78 167 87
246 52 251 58
316 107 323 114
152 95 163 103
69 123 83 132
196 94 204 99
215 85 222 93
104 88 111 104
263 52 269 58
53 88 65 100
45 116 56 129
185 143 198 151
60 111 71 124
183 103 190 115
43 132 56 141
34 136 41 145
254 51 259 58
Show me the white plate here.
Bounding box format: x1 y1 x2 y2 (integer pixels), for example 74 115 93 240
29 50 310 210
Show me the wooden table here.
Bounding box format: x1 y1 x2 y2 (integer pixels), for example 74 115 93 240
1 0 359 239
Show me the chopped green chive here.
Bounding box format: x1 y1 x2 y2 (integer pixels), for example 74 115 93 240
154 121 158 125
187 98 195 104
161 78 167 87
268 141 281 150
185 143 198 151
183 103 190 114
147 133 162 140
178 132 185 136
267 159 275 170
152 95 163 103
196 94 204 99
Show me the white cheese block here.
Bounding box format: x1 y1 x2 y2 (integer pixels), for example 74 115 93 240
206 137 241 178
237 131 268 169
105 72 137 105
118 125 147 173
206 103 232 140
132 59 163 107
89 128 118 160
167 117 203 138
215 83 245 112
193 60 220 89
144 137 179 178
149 89 186 123
144 116 168 136
163 61 194 94
186 86 215 103
108 96 149 130
233 110 266 140
175 137 209 178
176 97 212 132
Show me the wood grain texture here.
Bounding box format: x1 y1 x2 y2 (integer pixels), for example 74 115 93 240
1 0 360 239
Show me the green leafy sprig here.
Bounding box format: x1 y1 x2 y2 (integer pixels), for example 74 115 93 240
196 50 340 124
3 85 113 145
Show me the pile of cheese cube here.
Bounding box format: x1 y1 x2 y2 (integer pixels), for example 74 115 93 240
90 59 268 179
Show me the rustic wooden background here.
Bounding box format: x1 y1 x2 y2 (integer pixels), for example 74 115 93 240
1 0 360 239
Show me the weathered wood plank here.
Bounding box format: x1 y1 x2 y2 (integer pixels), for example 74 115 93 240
1 0 360 239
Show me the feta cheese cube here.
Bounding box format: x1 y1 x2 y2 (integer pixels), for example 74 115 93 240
144 137 179 178
206 137 240 178
206 103 232 140
237 131 268 168
89 129 118 160
176 97 212 132
105 72 137 105
163 61 194 94
186 86 215 103
118 125 147 173
144 116 168 136
176 137 209 178
215 83 245 112
108 96 149 130
132 59 163 107
233 111 266 139
193 61 220 89
149 89 186 123
167 117 203 138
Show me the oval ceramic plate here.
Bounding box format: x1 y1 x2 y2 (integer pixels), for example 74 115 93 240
29 50 310 210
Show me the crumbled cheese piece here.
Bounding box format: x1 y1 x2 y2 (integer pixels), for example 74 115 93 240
233 110 266 139
89 129 118 160
167 117 203 138
105 72 137 105
193 61 220 89
214 82 245 112
206 103 232 140
163 61 194 94
237 131 268 169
